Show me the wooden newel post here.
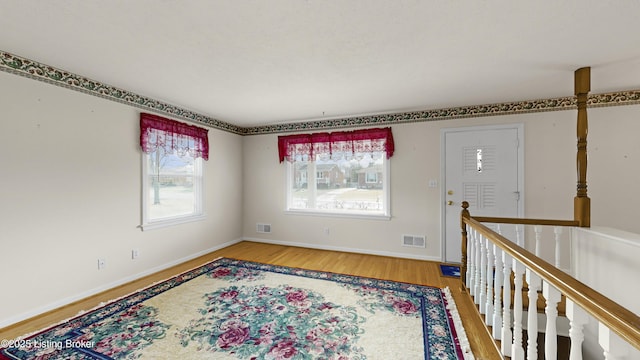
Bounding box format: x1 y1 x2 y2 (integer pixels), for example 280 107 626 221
460 201 470 287
574 67 591 227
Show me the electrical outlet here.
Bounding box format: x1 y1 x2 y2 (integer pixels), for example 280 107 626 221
323 227 330 236
132 249 140 259
98 258 106 270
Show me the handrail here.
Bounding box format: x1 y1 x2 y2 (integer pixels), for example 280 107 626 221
462 215 640 351
471 216 579 227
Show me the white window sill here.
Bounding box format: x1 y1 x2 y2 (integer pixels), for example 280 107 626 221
140 214 206 231
284 209 391 221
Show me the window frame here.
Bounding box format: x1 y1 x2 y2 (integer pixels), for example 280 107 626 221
365 171 379 184
285 156 391 220
140 149 205 231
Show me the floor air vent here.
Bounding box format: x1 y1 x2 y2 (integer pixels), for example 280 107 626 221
256 223 271 233
402 234 425 248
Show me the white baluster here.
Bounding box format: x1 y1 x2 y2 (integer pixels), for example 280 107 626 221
554 226 563 268
526 269 541 360
466 224 474 289
515 224 524 248
543 282 561 360
485 237 494 326
566 299 587 360
493 243 503 339
501 252 513 356
534 225 543 257
512 260 525 360
478 234 487 310
474 228 481 300
598 323 630 360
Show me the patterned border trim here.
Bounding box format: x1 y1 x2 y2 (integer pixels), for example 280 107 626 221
2 50 640 136
246 97 579 135
0 51 245 135
247 90 640 135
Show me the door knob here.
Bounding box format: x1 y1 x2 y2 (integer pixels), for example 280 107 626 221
447 200 454 206
447 190 454 195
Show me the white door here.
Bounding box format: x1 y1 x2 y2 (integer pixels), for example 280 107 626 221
442 125 523 263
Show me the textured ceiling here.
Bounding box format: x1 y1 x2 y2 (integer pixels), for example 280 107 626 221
2 0 640 128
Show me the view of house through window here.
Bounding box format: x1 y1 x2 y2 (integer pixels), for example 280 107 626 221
287 152 389 217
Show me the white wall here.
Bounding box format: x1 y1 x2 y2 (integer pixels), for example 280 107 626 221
242 110 578 259
241 104 640 260
589 105 640 232
572 227 640 359
0 72 244 326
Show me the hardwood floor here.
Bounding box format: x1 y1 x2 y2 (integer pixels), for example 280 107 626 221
0 241 502 359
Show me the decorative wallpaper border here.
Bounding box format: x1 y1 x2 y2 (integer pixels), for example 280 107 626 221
0 51 244 135
247 90 640 135
2 50 640 136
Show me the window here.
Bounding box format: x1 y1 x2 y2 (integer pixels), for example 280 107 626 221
279 128 393 219
142 147 203 226
365 171 379 184
286 153 389 217
139 113 208 230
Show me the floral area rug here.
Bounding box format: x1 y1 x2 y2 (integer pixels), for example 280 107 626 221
1 258 474 359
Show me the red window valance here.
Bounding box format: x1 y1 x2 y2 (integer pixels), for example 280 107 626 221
140 113 209 160
278 127 394 162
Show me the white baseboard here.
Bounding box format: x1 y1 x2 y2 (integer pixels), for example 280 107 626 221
0 238 242 330
243 236 442 262
1 237 438 329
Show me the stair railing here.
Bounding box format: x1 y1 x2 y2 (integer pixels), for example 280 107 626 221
460 201 640 359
